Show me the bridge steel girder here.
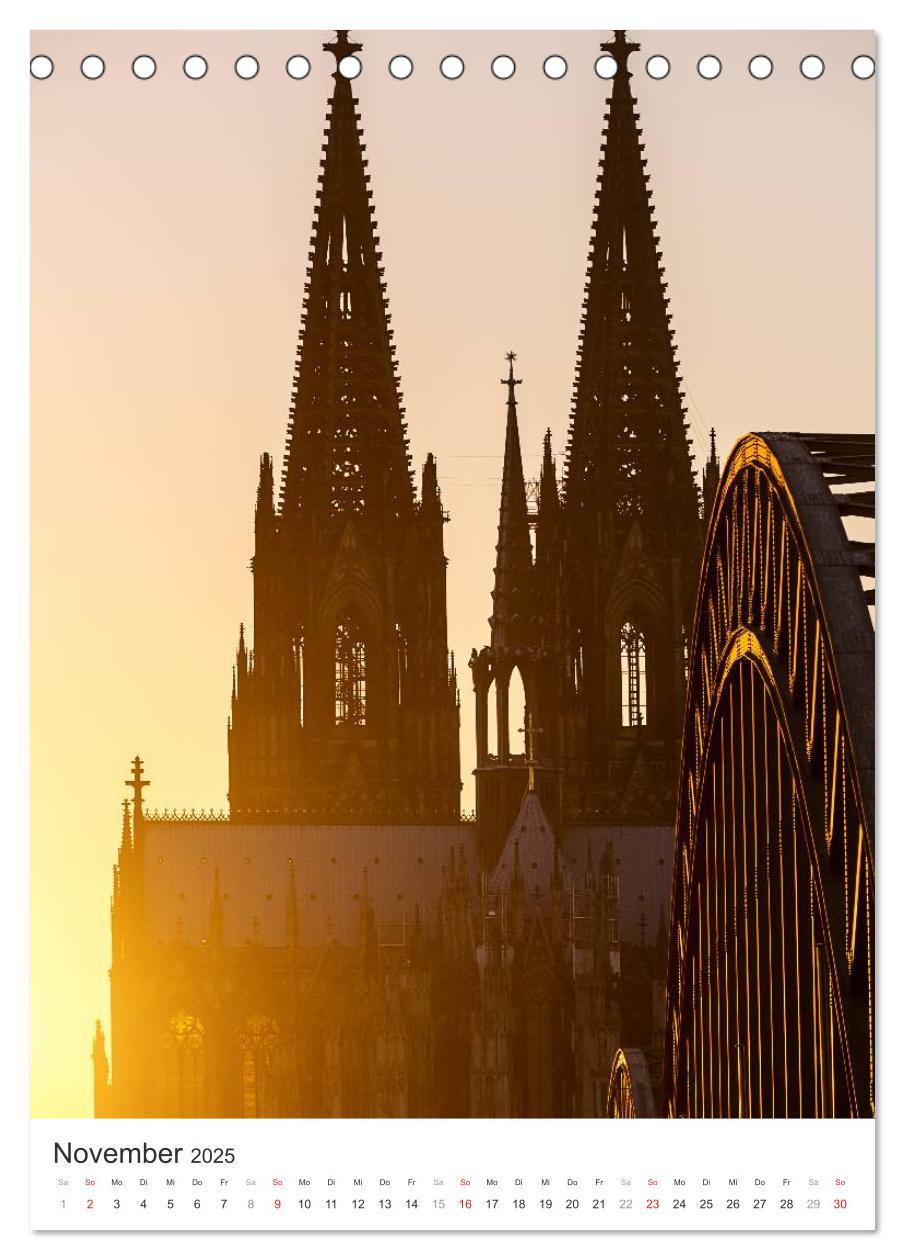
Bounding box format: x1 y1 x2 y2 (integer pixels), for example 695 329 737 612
664 432 875 1119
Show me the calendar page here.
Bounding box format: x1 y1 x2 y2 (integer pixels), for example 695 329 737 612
27 11 877 1239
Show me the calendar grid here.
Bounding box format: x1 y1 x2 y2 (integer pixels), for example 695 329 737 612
31 1119 875 1231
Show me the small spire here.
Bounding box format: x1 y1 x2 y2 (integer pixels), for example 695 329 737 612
125 756 149 819
519 714 544 793
702 427 721 523
236 624 248 681
92 1020 109 1086
491 351 534 649
256 452 274 521
421 452 440 507
539 427 559 515
120 799 132 848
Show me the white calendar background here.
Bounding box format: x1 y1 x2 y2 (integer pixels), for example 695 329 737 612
30 1119 874 1231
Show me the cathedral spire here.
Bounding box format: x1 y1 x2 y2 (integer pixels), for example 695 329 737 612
701 426 720 523
563 29 698 535
279 30 414 528
491 352 534 649
420 451 444 530
538 428 559 525
125 756 149 821
256 452 274 537
92 1020 110 1110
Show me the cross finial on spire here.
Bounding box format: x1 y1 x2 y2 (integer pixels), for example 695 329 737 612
519 715 544 792
600 29 640 75
323 29 363 69
502 350 522 396
125 755 150 818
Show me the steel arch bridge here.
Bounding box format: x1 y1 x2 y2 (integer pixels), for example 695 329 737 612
663 432 875 1119
606 1048 658 1118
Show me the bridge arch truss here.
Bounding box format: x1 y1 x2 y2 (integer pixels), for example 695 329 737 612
665 433 874 1118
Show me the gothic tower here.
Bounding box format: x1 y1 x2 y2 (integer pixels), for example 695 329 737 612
470 355 560 864
540 30 703 825
228 32 461 822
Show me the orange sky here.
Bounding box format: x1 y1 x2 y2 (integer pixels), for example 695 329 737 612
30 29 874 1117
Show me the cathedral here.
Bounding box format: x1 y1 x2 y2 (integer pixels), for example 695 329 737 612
93 30 714 1119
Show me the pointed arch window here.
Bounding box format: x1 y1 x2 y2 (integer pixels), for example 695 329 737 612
335 614 367 725
156 1012 205 1118
237 1015 279 1119
620 623 647 728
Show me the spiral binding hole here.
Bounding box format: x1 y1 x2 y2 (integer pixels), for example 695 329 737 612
491 55 516 80
388 55 413 80
235 55 259 80
29 48 878 84
646 55 670 80
595 53 617 80
183 55 208 80
80 55 105 80
439 54 464 80
132 55 156 80
285 55 310 80
852 55 875 80
29 55 53 80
